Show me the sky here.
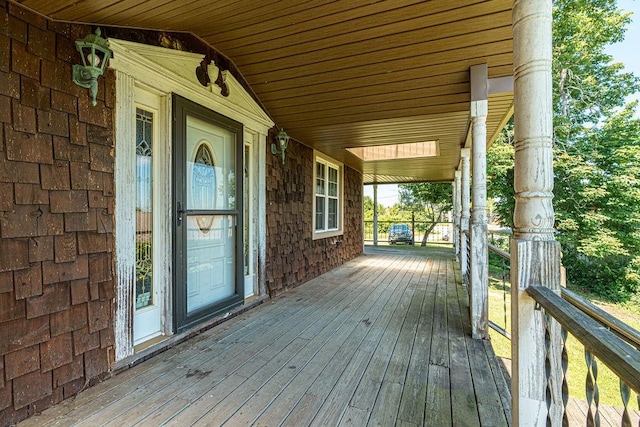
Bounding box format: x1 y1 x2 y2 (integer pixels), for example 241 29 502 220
365 1 640 207
607 0 640 110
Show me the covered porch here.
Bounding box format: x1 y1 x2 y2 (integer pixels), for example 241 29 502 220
4 0 638 425
20 247 511 426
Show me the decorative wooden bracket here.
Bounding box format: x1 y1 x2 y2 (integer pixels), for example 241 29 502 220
215 68 230 97
196 55 211 87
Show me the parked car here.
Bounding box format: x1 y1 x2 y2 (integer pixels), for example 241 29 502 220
388 224 413 245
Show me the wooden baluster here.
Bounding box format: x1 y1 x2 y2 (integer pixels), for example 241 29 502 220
619 379 632 427
502 257 508 332
544 311 553 427
585 349 601 427
561 327 569 427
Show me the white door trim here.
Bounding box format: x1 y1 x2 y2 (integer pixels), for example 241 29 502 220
110 38 272 361
132 87 171 346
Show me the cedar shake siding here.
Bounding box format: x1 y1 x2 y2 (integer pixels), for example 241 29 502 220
0 1 364 424
265 137 363 296
0 3 116 424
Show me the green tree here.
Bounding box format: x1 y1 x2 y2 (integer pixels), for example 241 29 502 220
488 0 640 301
398 183 452 246
487 124 515 229
363 196 387 221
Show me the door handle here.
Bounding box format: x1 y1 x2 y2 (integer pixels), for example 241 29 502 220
177 201 184 226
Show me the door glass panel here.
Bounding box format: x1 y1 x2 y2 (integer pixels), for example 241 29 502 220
135 108 153 310
186 116 236 210
183 113 238 316
186 214 235 313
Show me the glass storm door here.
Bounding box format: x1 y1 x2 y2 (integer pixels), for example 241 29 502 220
173 95 244 332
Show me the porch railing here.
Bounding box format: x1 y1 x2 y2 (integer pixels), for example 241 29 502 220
363 220 453 245
488 242 510 339
527 286 640 426
462 230 471 287
487 237 640 426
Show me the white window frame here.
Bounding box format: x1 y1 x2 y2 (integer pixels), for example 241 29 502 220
313 151 344 239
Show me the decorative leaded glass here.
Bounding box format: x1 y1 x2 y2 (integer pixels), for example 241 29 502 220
135 108 153 310
192 143 216 210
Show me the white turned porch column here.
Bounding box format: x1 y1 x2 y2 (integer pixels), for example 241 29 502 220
453 171 462 259
373 184 379 246
512 0 562 425
460 148 471 281
470 64 489 340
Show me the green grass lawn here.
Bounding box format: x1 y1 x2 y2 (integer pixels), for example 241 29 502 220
487 263 640 408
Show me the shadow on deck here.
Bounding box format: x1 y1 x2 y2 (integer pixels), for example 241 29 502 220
21 246 511 426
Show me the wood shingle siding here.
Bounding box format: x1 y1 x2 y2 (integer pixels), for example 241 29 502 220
265 136 363 296
0 2 116 424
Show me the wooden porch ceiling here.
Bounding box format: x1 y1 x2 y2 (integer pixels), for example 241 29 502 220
16 0 514 183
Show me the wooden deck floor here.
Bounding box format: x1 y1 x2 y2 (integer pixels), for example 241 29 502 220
21 247 512 427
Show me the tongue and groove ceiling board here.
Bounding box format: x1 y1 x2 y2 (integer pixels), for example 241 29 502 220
16 0 514 183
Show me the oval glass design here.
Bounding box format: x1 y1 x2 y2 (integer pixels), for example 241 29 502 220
192 143 217 210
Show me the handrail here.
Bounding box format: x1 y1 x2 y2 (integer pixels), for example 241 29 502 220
561 287 640 350
488 243 510 260
488 320 511 340
487 241 640 350
488 228 512 236
526 285 640 395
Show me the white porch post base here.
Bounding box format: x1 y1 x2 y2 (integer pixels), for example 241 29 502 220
511 240 563 426
470 222 488 339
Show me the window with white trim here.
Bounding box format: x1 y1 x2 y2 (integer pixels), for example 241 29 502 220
313 153 343 238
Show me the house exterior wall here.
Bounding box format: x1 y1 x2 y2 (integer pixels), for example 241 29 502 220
265 137 363 296
0 2 363 423
0 3 116 424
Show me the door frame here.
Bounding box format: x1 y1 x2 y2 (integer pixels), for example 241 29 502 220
172 94 244 332
131 86 172 346
110 38 273 362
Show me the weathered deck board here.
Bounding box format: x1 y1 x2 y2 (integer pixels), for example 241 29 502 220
171 255 405 426
20 247 512 427
396 260 436 426
103 258 385 425
447 257 482 427
29 257 362 425
255 258 424 426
